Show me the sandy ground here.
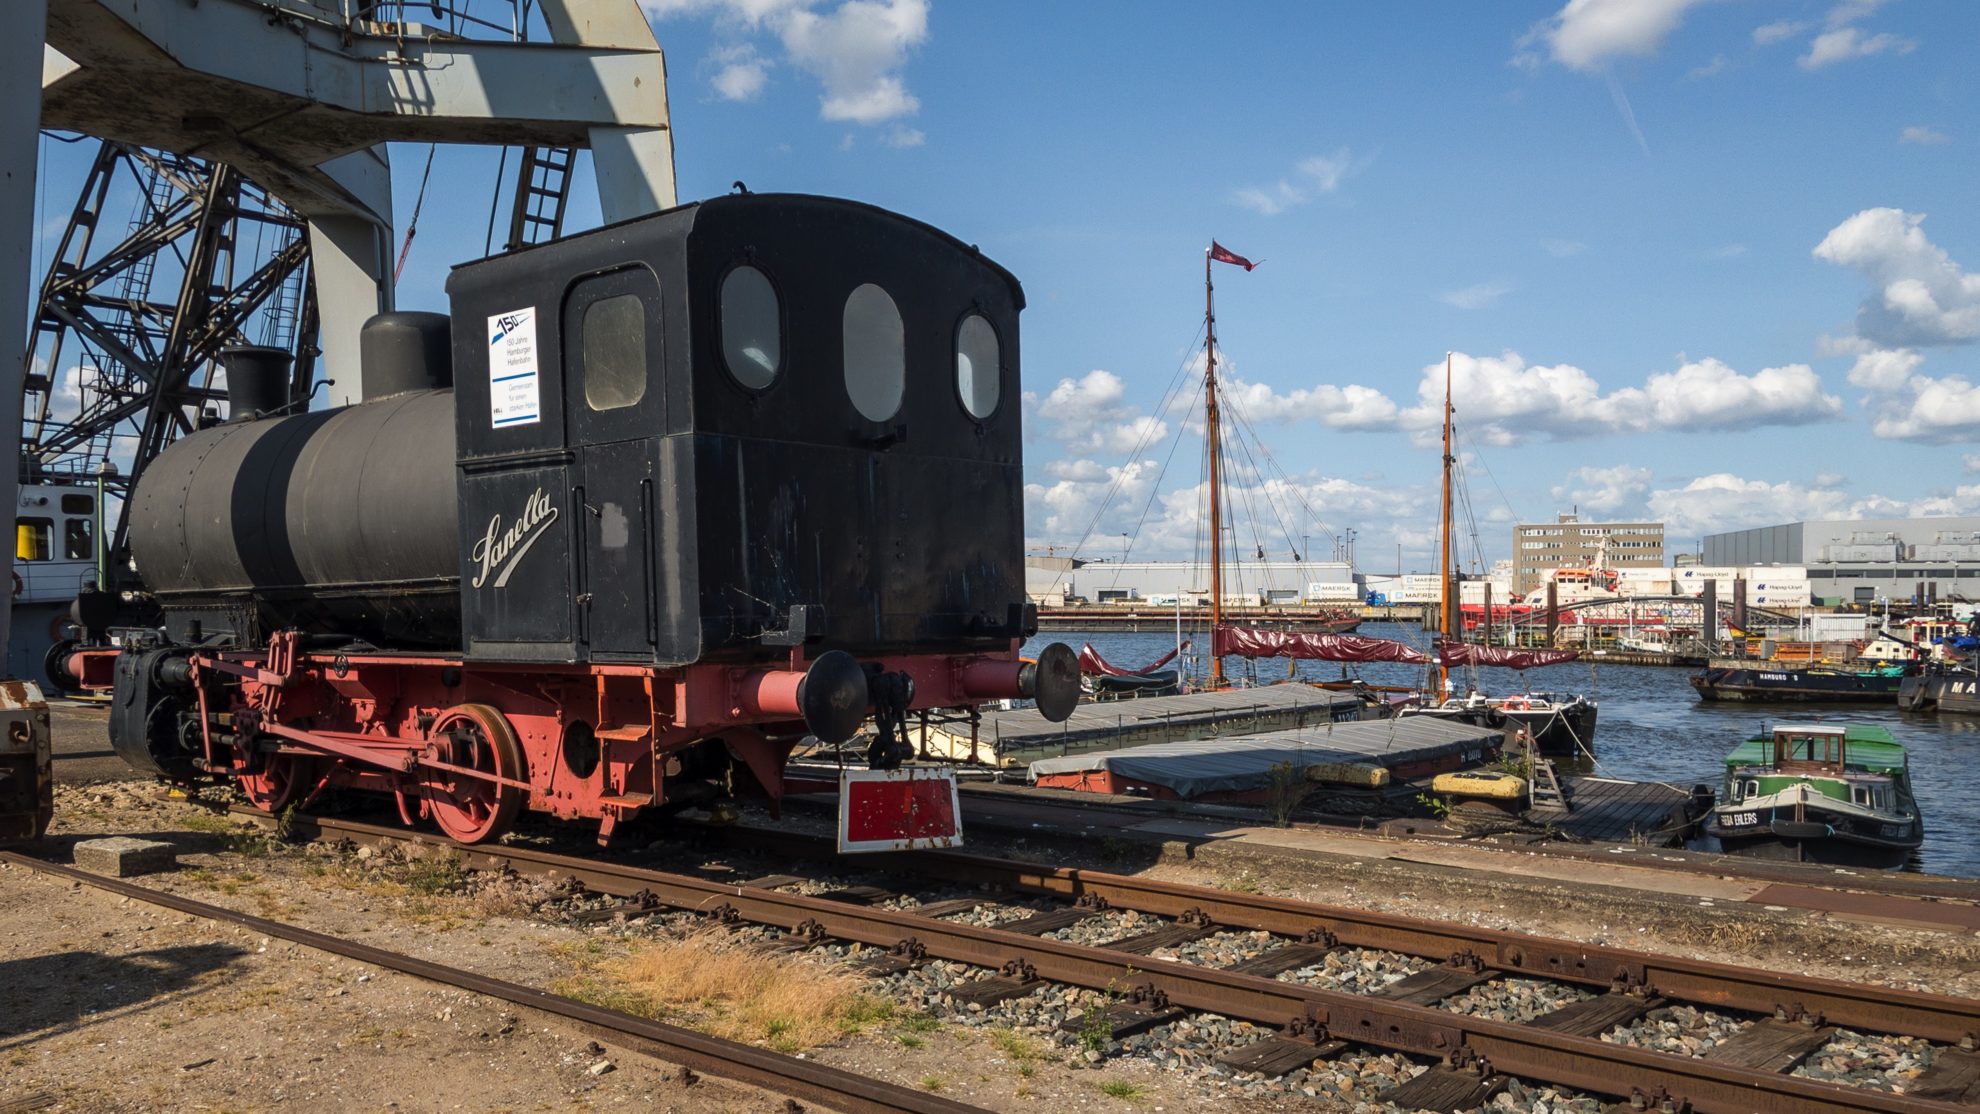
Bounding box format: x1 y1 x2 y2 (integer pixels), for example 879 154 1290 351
3 782 1317 1114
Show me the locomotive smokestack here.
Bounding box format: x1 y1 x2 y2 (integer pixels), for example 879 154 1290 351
360 311 454 400
217 346 292 421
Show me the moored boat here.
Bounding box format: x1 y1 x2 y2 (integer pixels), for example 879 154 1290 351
1690 660 1911 703
1898 662 1980 714
1704 724 1922 868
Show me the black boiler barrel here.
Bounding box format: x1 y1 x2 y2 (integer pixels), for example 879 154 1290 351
128 389 461 646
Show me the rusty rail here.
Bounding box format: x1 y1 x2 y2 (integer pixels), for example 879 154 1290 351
0 850 988 1114
256 812 1975 1114
706 824 1980 1046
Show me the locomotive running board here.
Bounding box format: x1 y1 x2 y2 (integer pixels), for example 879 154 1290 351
837 767 963 854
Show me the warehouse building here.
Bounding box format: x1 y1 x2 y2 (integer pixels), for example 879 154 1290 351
1025 557 1358 607
1512 513 1665 595
1699 517 1980 606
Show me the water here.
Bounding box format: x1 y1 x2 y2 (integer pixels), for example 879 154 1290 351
1024 623 1980 878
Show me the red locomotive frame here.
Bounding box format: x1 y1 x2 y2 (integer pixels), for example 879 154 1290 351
68 634 1061 844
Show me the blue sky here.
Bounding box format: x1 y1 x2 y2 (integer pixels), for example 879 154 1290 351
36 0 1980 572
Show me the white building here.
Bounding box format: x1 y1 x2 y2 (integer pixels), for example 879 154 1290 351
1026 557 1358 606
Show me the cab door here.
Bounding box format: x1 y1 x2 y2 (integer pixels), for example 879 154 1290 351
562 267 665 661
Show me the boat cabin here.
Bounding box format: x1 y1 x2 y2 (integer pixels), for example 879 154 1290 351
1721 724 1910 812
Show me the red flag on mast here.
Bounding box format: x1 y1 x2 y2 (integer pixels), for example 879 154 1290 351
1209 241 1258 271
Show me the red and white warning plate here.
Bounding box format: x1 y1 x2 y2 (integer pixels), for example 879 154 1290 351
837 767 963 853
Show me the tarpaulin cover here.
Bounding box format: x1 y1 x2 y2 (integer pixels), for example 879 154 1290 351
1028 717 1504 798
1213 625 1430 664
1078 641 1189 677
1437 643 1579 668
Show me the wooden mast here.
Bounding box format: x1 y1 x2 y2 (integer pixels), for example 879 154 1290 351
1438 351 1454 699
1206 247 1225 688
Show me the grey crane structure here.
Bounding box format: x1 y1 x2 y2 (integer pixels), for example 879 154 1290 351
2 0 678 661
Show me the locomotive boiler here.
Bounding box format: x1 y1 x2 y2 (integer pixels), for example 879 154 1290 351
66 193 1078 844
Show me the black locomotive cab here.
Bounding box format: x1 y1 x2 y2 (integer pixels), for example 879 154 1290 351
446 193 1031 667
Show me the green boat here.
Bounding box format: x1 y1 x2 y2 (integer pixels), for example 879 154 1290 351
1704 724 1923 868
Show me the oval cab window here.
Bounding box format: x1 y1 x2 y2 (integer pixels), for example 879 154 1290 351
843 283 904 422
955 314 1000 419
720 265 781 389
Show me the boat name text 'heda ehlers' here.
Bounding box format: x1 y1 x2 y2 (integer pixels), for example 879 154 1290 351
472 488 559 589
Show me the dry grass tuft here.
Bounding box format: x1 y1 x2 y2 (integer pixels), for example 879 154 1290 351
597 931 879 1051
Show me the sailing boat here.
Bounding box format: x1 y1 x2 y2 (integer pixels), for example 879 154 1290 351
1399 354 1599 759
1194 243 1424 690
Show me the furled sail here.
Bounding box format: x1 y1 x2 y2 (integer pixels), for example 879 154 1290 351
1213 625 1430 664
1078 641 1189 677
1437 643 1578 668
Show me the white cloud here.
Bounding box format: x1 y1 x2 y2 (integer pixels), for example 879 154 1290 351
1609 358 1843 431
708 43 770 100
1687 54 1728 79
1965 454 1980 473
1646 474 1869 539
646 0 926 126
1709 243 1748 259
1231 148 1369 216
1026 465 1418 560
1397 351 1842 443
883 125 925 148
1908 485 1980 518
1541 238 1587 258
1814 208 1980 347
1551 464 1653 515
1645 465 1980 539
1023 458 1162 543
1023 370 1172 456
1865 373 1980 443
1220 377 1400 430
1846 347 1922 390
1753 19 1809 45
1528 0 1703 72
1800 26 1917 69
1440 281 1514 310
1834 347 1980 443
779 0 927 123
1900 126 1951 146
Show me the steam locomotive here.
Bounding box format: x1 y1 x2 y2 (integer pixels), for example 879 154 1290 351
60 193 1078 844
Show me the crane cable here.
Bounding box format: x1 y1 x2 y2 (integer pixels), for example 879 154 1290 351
392 144 440 282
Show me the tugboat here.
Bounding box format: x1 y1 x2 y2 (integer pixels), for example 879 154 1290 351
1704 724 1922 868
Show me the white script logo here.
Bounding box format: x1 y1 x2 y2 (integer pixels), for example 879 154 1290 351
472 488 559 589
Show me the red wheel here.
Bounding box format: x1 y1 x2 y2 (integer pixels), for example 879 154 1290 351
422 704 527 844
237 752 310 814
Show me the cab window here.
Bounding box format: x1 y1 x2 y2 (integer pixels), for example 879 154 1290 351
843 284 904 422
720 265 781 389
64 518 92 561
956 313 1000 419
15 518 51 561
582 294 647 412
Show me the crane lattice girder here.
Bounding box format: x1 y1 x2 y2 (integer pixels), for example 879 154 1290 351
43 0 674 221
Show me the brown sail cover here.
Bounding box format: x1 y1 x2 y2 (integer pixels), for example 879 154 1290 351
1078 641 1189 677
1437 643 1579 668
1213 625 1430 664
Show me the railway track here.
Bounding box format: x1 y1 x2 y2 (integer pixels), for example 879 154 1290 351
0 848 987 1114
244 808 1980 1114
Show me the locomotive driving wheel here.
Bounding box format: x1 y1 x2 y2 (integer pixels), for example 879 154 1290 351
422 704 526 844
236 751 311 814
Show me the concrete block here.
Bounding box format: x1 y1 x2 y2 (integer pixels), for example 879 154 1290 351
72 837 177 877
